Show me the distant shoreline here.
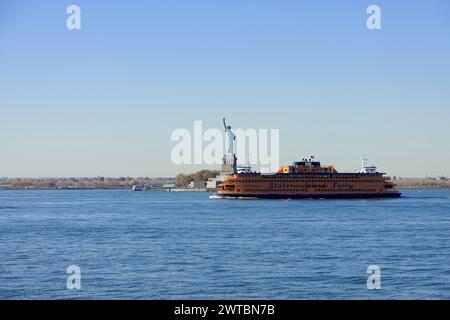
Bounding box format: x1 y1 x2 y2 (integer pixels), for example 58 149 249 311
393 178 450 190
0 177 449 191
1 186 449 191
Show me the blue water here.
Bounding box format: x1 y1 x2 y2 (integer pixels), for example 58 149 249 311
0 189 449 299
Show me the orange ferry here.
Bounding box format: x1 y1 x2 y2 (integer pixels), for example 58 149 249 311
215 158 401 199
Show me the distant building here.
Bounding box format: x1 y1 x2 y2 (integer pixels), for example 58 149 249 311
188 181 207 189
206 176 223 189
162 183 176 190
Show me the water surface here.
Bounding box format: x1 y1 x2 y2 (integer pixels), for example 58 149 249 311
0 189 449 299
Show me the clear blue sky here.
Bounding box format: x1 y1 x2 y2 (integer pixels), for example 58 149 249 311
1 0 449 177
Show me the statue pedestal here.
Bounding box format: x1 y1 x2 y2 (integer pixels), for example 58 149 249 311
221 154 237 175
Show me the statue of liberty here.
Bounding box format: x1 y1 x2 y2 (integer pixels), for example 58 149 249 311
223 118 235 155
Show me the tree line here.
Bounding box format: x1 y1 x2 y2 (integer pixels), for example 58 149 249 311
175 170 219 188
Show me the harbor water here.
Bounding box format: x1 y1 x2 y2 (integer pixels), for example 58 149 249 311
0 189 449 299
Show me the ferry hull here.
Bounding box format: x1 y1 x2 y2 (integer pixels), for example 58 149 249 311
213 192 401 199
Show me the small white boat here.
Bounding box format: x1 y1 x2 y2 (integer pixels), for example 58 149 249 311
132 185 145 191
